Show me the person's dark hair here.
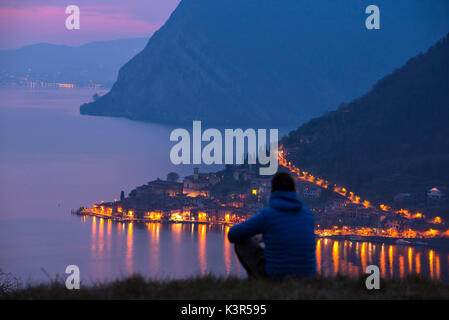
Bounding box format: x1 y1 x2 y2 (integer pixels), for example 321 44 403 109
271 172 296 192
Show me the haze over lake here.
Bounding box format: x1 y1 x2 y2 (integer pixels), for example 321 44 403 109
0 87 267 281
0 87 448 283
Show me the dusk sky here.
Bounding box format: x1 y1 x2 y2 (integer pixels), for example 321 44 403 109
0 0 181 50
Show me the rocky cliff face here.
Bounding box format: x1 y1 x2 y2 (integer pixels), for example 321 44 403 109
80 0 449 125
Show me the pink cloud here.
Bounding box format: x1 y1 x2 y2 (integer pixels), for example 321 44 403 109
81 6 158 34
0 3 177 49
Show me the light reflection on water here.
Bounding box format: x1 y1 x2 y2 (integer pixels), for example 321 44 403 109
198 224 207 276
83 216 245 280
316 238 447 281
86 216 449 282
0 87 296 282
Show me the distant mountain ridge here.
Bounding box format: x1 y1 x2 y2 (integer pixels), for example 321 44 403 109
81 0 449 125
0 38 148 87
282 33 449 208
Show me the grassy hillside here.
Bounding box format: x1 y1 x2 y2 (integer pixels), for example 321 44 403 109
2 274 449 299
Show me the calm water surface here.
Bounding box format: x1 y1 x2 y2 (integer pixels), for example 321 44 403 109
0 87 448 283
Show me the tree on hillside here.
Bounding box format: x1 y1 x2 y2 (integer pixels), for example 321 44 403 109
167 172 180 182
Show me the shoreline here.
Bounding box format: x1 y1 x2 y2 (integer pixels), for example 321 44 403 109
73 210 449 250
72 209 234 226
319 234 449 250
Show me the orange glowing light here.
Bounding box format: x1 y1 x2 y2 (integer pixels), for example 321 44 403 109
412 212 423 219
430 216 443 224
424 229 440 238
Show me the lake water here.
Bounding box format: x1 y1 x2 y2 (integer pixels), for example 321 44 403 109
0 87 448 284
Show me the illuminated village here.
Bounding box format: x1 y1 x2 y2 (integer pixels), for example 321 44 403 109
77 146 449 244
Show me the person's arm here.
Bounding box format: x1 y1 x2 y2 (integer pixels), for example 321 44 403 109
227 210 267 243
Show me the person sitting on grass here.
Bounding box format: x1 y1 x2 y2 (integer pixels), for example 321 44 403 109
228 172 316 279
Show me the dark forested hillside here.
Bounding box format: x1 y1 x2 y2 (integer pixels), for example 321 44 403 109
80 0 449 125
282 33 449 207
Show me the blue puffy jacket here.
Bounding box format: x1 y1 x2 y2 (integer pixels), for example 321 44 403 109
228 190 316 279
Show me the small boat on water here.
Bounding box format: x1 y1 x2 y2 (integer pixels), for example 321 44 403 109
414 241 428 246
349 236 363 241
395 239 411 245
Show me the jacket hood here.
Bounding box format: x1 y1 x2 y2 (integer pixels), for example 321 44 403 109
269 191 303 212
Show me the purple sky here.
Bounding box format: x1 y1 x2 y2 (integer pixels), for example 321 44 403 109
0 0 181 50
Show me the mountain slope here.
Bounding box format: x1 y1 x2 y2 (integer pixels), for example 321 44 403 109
0 38 148 86
281 33 449 205
80 0 449 125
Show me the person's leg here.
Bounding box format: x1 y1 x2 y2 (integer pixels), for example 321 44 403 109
234 236 266 278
